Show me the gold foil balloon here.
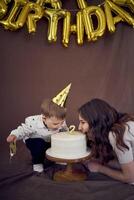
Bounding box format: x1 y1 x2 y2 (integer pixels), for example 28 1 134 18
27 3 43 33
114 15 123 24
104 1 122 32
0 0 133 46
0 0 8 19
44 8 66 42
49 0 62 9
62 11 71 47
17 2 43 33
36 0 62 9
111 0 134 13
76 11 84 45
70 24 77 33
104 1 118 33
5 0 12 3
104 1 114 32
77 0 88 9
82 6 106 41
0 0 27 30
62 11 84 47
106 0 134 27
70 11 84 45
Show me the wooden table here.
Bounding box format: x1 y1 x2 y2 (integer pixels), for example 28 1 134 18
46 150 90 182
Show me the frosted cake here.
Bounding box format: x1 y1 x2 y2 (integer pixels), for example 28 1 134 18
46 131 90 159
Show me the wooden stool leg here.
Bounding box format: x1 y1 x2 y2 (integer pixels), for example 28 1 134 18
53 163 88 181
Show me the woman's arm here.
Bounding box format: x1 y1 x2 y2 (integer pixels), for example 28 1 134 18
100 161 134 183
104 129 134 183
88 160 134 183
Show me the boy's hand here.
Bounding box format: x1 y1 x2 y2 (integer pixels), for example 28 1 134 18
7 135 17 143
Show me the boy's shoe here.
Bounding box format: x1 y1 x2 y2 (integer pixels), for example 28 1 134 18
33 163 44 172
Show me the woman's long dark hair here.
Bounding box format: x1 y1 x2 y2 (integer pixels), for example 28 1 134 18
78 98 134 164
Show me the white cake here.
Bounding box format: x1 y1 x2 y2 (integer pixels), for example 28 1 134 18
46 131 90 159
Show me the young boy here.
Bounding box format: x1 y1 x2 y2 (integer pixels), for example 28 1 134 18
6 99 68 175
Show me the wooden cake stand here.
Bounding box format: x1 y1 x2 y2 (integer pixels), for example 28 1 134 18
46 150 90 182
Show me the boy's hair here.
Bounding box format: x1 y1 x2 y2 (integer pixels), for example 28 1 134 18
41 99 67 119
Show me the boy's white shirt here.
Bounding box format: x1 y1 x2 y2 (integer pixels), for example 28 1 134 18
10 115 68 142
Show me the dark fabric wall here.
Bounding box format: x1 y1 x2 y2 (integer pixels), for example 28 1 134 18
0 0 134 140
0 2 134 199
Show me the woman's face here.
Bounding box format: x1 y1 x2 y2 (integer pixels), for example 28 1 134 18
78 114 90 134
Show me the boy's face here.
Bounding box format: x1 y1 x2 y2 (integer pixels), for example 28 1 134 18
42 115 64 130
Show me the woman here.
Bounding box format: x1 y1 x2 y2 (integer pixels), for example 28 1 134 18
78 98 134 184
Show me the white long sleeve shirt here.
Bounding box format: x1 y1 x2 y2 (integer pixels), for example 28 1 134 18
10 115 68 142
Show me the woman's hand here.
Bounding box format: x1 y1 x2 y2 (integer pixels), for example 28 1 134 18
87 160 103 172
7 135 17 143
87 160 134 183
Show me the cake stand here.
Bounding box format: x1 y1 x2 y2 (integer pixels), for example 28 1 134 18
46 149 91 182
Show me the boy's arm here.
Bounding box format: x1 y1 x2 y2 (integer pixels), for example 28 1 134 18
7 117 35 142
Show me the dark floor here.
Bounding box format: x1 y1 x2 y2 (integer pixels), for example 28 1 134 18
0 142 134 200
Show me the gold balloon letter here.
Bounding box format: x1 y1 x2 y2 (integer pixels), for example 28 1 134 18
44 8 66 42
0 0 8 19
77 0 88 9
62 11 84 47
111 0 134 13
62 11 71 47
36 0 62 9
106 0 134 28
76 11 84 45
104 1 122 33
82 6 106 41
0 0 27 30
17 2 43 33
